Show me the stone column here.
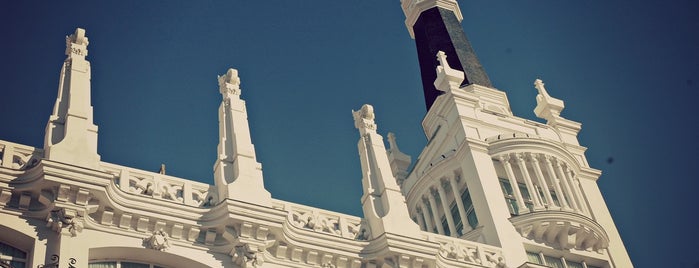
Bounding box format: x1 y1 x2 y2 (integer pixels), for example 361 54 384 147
515 153 544 210
528 153 557 209
427 190 445 235
565 167 587 214
554 159 579 212
436 181 457 236
570 174 589 215
419 200 435 233
448 175 471 232
543 155 570 210
498 154 528 214
415 207 427 231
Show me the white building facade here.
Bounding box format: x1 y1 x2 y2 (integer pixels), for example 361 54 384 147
0 1 632 267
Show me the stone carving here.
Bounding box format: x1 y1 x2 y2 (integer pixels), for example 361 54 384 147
65 28 89 57
118 172 215 207
46 208 83 236
218 68 241 96
232 243 262 268
437 239 507 267
0 143 40 170
484 252 506 268
192 190 217 207
287 206 368 240
352 104 377 131
291 210 341 235
144 229 170 251
321 262 336 268
439 241 479 264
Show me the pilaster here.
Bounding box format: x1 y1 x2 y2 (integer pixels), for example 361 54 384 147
454 140 528 267
213 68 271 206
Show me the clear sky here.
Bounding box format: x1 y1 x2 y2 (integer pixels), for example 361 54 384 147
1 1 697 267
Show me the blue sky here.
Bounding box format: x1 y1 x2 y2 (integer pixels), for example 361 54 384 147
1 1 697 267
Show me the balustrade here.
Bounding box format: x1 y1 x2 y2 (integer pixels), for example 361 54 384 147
0 140 42 170
101 163 217 208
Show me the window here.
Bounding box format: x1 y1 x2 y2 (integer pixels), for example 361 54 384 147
526 251 601 268
460 190 478 229
440 216 451 237
526 251 543 264
89 261 166 268
565 260 584 268
544 256 565 268
450 203 463 236
0 241 27 268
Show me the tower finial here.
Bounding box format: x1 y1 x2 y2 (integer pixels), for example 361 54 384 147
214 68 271 206
353 104 421 239
44 27 100 169
434 51 465 92
533 78 565 122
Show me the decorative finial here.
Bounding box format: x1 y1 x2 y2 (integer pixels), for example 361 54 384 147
65 28 89 57
218 68 241 96
436 51 449 69
534 79 549 97
434 51 465 92
353 104 377 133
533 78 565 121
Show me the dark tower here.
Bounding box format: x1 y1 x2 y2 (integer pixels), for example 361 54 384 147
401 1 492 110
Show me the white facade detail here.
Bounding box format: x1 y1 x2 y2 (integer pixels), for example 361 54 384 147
213 68 272 206
400 0 463 38
43 28 101 170
0 3 632 267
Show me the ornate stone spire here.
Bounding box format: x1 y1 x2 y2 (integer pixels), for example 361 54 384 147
353 104 420 238
44 28 101 169
400 0 492 110
214 68 271 206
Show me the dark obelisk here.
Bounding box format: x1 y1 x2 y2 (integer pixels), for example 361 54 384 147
401 1 492 110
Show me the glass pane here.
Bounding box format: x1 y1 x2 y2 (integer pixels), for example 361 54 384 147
566 260 584 268
10 261 26 268
89 262 117 268
499 179 513 195
467 210 478 229
544 256 565 268
440 217 450 236
0 241 26 258
450 203 464 235
526 252 542 264
121 262 150 268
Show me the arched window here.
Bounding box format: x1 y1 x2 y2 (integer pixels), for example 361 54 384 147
0 241 27 268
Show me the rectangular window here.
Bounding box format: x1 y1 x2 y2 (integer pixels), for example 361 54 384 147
526 251 543 264
121 262 150 268
544 256 565 268
89 262 117 268
499 179 520 214
450 203 463 236
565 260 584 268
461 190 478 229
440 216 451 236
